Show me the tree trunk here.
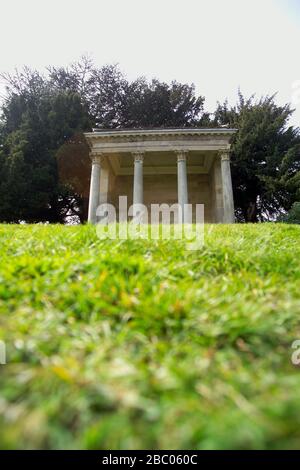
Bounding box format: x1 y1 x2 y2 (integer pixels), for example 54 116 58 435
80 197 89 223
246 201 258 222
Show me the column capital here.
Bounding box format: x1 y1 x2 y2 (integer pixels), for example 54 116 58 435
132 151 145 163
175 149 188 162
218 149 231 162
90 152 104 165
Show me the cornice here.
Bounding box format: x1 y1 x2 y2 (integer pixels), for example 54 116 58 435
84 128 237 142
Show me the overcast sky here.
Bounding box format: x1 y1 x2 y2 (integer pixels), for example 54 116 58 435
1 0 300 125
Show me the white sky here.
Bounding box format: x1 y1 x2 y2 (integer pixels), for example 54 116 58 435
1 0 300 126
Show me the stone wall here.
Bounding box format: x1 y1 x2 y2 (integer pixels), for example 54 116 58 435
108 172 213 222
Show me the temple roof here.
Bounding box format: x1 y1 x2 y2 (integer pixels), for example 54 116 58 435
86 127 237 139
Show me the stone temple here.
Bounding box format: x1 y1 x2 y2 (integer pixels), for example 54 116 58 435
84 128 236 223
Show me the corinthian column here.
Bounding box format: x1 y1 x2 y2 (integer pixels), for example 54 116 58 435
219 150 235 223
176 150 189 222
88 153 103 224
132 151 144 205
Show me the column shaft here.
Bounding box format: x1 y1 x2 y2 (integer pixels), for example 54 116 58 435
211 157 223 223
220 151 235 223
177 151 188 221
133 152 144 205
99 167 109 205
88 154 102 224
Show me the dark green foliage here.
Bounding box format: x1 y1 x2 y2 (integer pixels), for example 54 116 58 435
48 58 208 129
0 67 91 222
280 202 300 224
119 78 208 128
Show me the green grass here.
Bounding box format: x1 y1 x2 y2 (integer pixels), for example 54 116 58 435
0 223 300 449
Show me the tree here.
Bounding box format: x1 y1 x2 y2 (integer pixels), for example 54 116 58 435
119 78 209 128
48 56 209 129
213 92 300 222
279 202 300 224
0 68 91 222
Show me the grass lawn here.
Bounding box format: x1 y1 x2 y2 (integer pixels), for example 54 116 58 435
0 223 300 449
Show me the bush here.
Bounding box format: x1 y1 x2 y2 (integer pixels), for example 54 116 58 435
280 202 300 224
